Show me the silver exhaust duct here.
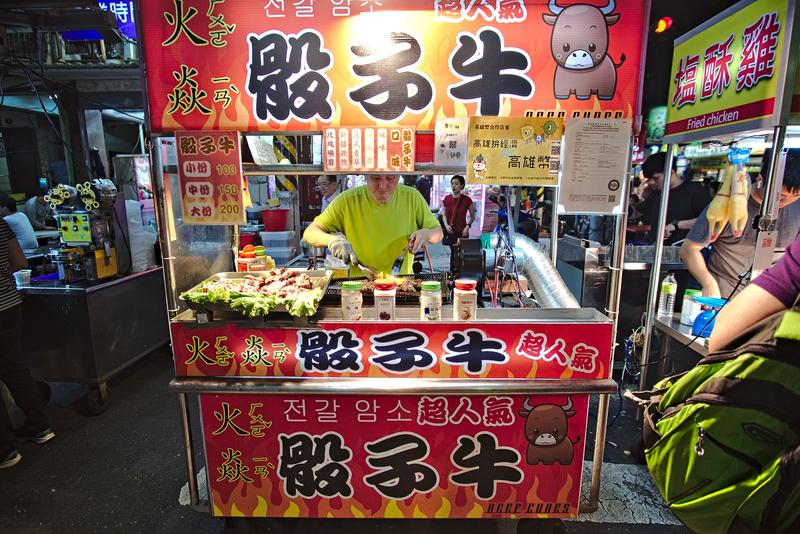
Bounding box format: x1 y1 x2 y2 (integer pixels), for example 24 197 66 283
489 234 579 309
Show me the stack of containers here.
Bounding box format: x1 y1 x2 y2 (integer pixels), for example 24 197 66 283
259 230 297 266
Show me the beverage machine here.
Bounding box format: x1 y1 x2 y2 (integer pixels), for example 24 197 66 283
46 180 124 282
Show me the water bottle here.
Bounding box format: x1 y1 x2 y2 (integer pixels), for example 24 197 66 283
657 273 678 318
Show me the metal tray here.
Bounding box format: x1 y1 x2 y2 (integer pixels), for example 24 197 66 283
181 268 332 316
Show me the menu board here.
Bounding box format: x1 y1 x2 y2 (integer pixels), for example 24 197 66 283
323 127 415 173
176 131 246 225
559 119 632 214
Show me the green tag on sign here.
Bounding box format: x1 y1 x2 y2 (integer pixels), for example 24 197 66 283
775 311 800 341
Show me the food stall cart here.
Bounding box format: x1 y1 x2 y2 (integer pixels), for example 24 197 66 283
18 268 169 414
16 179 169 414
137 0 649 526
639 0 800 388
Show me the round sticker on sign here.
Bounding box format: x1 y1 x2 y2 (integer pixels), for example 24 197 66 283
608 180 620 191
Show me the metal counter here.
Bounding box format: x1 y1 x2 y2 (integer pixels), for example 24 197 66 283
19 268 170 414
172 304 613 326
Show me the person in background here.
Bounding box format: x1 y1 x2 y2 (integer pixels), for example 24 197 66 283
441 175 476 271
415 174 432 206
0 195 37 250
709 232 800 351
0 219 55 469
23 190 55 231
628 194 641 222
681 149 800 298
303 174 442 275
637 152 710 245
316 175 339 212
441 175 475 242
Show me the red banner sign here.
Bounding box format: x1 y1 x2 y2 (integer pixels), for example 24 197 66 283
323 127 415 172
202 392 589 518
176 130 245 224
140 0 647 132
171 320 612 379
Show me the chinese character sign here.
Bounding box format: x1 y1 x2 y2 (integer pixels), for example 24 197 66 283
138 0 647 132
201 393 589 518
176 131 246 224
323 127 415 172
665 0 793 142
466 117 564 186
170 320 612 379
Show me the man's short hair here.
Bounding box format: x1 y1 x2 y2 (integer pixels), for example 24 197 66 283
641 152 677 179
451 175 466 188
760 148 800 193
784 149 800 193
0 194 18 212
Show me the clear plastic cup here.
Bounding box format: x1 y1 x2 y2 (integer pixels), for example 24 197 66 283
13 269 31 286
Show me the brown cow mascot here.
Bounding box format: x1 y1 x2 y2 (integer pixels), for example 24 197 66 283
518 396 580 465
542 0 626 100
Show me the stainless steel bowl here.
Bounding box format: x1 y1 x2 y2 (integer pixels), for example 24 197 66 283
301 241 327 258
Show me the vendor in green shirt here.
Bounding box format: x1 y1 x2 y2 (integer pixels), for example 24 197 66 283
303 174 443 276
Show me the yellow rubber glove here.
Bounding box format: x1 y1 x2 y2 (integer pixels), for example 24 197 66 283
727 168 750 238
706 169 732 242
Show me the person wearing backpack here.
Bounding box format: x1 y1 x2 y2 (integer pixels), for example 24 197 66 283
630 230 800 533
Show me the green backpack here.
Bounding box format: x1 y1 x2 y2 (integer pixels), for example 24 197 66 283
630 302 800 534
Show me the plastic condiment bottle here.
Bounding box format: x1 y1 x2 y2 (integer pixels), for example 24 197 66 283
250 246 268 271
374 279 397 321
341 280 363 321
419 281 442 321
237 249 256 272
680 288 702 326
453 278 478 321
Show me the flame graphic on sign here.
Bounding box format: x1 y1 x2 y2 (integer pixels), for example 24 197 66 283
210 469 578 519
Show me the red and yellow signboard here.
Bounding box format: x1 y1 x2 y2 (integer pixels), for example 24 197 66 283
664 0 797 142
202 392 588 518
139 0 648 132
171 320 612 379
176 130 245 225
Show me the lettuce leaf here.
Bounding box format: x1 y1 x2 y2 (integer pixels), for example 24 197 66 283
287 288 323 317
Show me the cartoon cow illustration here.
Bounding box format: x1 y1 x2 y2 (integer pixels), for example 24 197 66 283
518 396 580 465
543 0 626 100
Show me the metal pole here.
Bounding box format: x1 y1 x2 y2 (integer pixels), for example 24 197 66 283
585 136 633 511
550 186 560 264
587 393 611 511
149 137 180 317
138 123 146 155
758 126 786 230
639 145 676 390
178 392 200 506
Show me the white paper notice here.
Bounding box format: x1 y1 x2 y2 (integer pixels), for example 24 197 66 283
434 117 469 167
559 118 632 214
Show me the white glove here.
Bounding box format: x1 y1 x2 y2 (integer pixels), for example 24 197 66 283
327 236 358 265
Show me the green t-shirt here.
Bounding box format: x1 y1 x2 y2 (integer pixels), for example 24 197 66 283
314 185 440 275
